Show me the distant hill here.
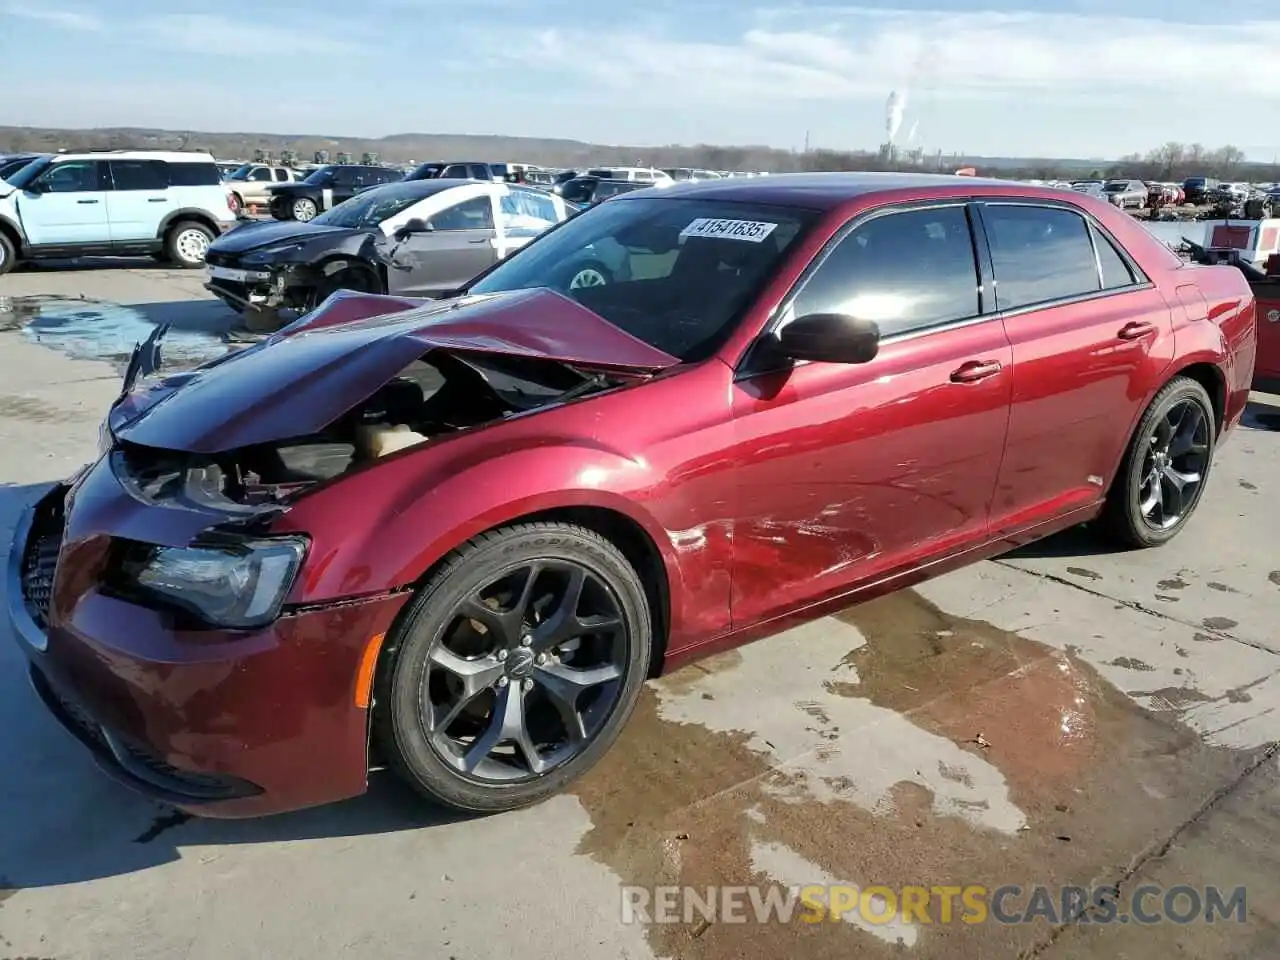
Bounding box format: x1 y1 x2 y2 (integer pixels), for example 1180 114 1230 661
0 125 1271 181
0 124 1122 173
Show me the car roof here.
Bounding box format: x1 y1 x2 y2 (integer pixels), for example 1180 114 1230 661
50 150 217 163
363 179 486 200
636 171 1079 210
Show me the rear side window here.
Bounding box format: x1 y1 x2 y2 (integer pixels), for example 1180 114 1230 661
1094 227 1136 289
982 205 1099 310
110 160 169 191
791 205 980 338
167 161 221 186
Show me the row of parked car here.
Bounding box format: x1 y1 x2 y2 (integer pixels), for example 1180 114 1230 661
1064 176 1280 211
226 161 761 223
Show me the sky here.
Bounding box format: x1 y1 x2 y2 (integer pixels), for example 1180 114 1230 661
2 0 1279 160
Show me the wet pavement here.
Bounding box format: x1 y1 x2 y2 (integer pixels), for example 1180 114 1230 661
1 267 1279 959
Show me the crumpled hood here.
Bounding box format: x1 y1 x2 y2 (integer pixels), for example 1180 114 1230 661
109 288 679 454
208 218 356 255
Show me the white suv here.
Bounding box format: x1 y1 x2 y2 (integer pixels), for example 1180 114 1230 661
0 150 237 275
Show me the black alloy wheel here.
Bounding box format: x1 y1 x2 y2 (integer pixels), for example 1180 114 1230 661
1103 376 1216 547
375 522 652 813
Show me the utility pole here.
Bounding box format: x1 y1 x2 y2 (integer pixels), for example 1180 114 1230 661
803 130 810 154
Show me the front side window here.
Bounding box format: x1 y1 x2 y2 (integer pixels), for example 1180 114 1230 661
983 204 1101 310
248 167 272 182
429 195 495 230
790 206 979 338
38 160 105 192
468 196 814 361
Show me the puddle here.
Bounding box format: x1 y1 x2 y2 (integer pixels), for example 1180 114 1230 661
0 295 234 370
570 590 1254 958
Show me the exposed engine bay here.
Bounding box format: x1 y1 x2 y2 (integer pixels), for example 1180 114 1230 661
113 349 620 512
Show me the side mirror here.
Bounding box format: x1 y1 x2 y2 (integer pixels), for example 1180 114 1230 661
394 217 431 241
777 313 880 365
26 180 49 194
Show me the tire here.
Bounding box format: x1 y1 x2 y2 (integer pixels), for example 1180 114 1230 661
164 220 215 268
229 192 244 216
292 197 318 222
566 260 613 291
374 522 653 814
1100 376 1216 549
0 231 16 277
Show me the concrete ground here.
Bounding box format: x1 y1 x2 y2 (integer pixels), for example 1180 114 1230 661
2 260 1279 960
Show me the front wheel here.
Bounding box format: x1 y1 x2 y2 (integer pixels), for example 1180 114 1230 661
292 197 318 222
566 261 613 291
374 522 652 813
0 231 16 277
1101 376 1216 548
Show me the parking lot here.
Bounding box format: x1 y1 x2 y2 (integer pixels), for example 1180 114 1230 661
2 261 1280 959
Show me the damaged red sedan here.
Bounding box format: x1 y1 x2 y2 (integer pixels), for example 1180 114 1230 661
9 174 1256 817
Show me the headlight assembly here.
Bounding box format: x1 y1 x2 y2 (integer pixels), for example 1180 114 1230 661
116 534 308 629
242 244 304 265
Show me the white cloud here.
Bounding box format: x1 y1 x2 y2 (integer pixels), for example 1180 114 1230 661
2 5 101 31
137 14 365 56
472 8 1280 106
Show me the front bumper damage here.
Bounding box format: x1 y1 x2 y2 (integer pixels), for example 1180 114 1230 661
8 472 409 818
204 263 303 313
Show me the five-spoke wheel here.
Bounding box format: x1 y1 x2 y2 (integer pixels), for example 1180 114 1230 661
376 523 651 813
1104 376 1216 547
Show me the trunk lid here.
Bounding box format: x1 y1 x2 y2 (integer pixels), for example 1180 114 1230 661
109 288 679 454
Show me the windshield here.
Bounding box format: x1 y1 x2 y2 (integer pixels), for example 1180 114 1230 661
312 183 430 229
5 156 52 190
0 157 39 182
467 197 814 362
225 163 254 181
303 166 336 185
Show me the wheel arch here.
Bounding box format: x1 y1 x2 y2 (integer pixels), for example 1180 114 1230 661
1168 360 1226 436
0 213 25 252
398 504 673 678
157 208 221 240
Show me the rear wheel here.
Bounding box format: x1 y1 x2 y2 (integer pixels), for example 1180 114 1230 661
292 197 318 222
164 221 214 268
1101 376 1216 548
374 522 652 813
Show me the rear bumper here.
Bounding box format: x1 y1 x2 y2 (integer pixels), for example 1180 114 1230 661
8 482 411 818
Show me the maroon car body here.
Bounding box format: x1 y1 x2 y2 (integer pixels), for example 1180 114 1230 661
8 174 1256 817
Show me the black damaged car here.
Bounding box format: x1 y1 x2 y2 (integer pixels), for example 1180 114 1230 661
204 179 577 325
267 163 403 222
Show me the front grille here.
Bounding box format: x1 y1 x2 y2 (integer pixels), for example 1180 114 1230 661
21 497 64 628
203 249 238 268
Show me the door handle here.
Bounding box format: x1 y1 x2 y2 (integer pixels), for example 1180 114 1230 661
468 238 488 244
1117 321 1155 340
76 199 99 204
950 360 1003 383
147 197 167 203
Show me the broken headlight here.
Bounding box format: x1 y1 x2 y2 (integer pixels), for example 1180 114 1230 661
119 534 308 629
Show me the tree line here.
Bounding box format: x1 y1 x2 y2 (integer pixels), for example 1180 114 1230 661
0 127 1272 183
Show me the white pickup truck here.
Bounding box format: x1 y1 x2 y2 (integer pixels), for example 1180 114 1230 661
222 163 302 212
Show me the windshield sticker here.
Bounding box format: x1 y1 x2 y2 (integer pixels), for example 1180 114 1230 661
679 218 778 243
